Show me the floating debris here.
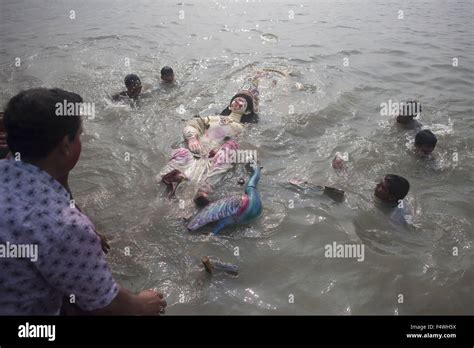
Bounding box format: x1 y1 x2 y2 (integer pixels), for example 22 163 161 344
260 33 279 43
201 256 239 276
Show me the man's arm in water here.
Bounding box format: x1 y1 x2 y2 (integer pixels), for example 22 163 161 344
139 83 153 98
111 91 128 101
90 286 166 315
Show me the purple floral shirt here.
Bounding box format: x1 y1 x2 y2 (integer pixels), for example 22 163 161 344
0 159 118 315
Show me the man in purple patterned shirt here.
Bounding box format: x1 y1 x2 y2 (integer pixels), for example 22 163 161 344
0 88 166 315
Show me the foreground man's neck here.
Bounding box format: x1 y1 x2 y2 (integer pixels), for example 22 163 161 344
24 158 71 194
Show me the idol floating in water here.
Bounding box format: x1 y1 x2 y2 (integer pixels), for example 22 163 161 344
159 74 262 206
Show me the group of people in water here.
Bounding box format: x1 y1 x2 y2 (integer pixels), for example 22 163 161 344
332 100 438 225
111 66 176 102
0 64 439 315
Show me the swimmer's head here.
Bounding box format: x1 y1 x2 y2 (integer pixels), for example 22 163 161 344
397 100 422 124
161 66 175 82
229 97 248 115
415 129 437 156
375 174 410 204
124 74 142 98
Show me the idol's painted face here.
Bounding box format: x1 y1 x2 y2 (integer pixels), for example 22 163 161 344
229 97 247 114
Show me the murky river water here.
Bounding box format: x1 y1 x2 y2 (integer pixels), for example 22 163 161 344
1 0 473 314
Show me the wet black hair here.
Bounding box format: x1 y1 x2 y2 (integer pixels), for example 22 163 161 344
385 174 410 200
161 66 174 77
399 100 422 117
415 129 437 147
4 88 83 159
220 93 259 124
124 74 141 88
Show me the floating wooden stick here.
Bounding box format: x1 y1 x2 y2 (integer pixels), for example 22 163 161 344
201 256 239 276
288 179 345 202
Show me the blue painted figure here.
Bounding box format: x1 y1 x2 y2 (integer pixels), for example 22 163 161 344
186 162 262 234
